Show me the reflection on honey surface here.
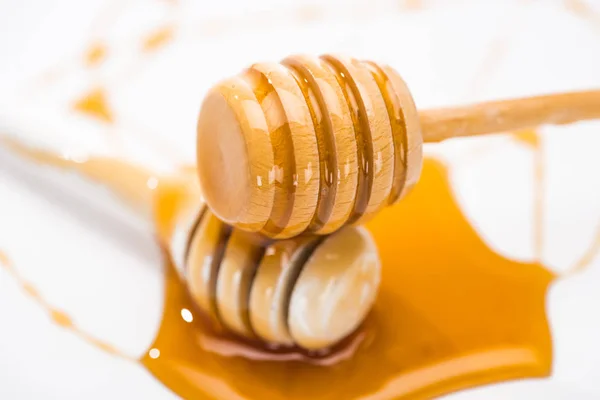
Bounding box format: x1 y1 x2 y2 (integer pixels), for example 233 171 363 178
143 157 554 399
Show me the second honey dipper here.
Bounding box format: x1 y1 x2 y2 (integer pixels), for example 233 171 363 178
162 174 381 350
197 54 600 239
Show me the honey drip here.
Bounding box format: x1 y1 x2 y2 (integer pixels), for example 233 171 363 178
3 138 600 399
142 26 175 53
72 88 114 124
85 43 108 67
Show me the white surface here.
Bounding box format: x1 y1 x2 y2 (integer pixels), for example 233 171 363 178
0 0 599 398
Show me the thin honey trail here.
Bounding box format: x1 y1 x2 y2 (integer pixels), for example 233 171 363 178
533 138 544 260
565 223 600 275
454 129 600 271
512 130 546 260
0 250 134 361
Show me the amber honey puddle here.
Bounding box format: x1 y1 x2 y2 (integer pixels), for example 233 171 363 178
141 157 554 399
0 139 567 399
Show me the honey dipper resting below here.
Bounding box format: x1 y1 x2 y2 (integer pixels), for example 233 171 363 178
160 175 381 350
197 54 600 239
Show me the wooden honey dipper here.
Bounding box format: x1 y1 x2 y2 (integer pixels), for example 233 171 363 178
197 54 600 239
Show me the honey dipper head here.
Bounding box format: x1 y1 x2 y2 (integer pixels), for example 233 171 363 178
178 205 381 350
197 54 423 239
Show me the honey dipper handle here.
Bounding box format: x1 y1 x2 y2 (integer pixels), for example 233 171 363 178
418 89 600 142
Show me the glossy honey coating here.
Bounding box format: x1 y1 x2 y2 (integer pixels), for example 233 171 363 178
197 54 423 239
169 201 381 350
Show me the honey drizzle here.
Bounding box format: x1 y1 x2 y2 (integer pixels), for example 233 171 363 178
0 250 132 360
510 130 545 260
533 135 545 260
566 223 600 275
